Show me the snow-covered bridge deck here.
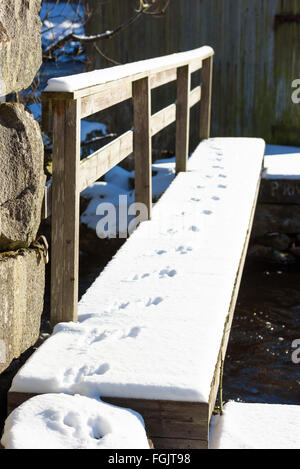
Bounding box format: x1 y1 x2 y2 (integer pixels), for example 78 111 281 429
6 47 266 448
9 138 264 448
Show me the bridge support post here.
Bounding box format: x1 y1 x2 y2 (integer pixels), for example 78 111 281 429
51 98 81 326
200 56 213 140
176 65 191 173
133 76 152 220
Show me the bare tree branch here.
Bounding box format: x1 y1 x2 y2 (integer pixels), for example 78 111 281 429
44 0 172 59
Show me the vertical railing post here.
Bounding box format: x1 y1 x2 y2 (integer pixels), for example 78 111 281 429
200 56 213 140
176 65 191 173
133 76 152 220
51 98 81 326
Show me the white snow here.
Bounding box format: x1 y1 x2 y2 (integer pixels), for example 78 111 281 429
45 46 214 92
1 394 149 449
210 401 300 449
81 160 176 236
264 144 300 179
11 138 264 403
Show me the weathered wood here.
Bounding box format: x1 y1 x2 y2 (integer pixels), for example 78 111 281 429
79 131 133 192
200 56 213 140
133 77 152 220
190 85 202 108
176 65 191 173
151 103 176 137
81 82 132 118
51 99 81 326
150 68 177 89
208 168 263 419
151 437 207 450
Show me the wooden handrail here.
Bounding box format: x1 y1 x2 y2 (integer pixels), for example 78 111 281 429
42 46 214 326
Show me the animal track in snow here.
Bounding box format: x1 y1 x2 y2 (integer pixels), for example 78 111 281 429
125 326 142 339
218 174 227 179
191 197 201 202
212 196 220 201
159 268 177 278
176 245 193 255
203 210 213 215
189 225 200 232
156 250 167 255
146 297 164 307
218 184 227 189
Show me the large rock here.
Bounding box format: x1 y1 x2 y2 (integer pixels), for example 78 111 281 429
0 248 45 374
0 103 45 251
0 0 42 95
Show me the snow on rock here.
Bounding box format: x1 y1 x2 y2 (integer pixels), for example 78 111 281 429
1 394 149 449
210 401 300 449
11 138 264 403
45 46 214 92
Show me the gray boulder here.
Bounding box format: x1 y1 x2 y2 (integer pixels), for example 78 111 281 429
0 0 42 95
0 103 45 251
0 248 45 373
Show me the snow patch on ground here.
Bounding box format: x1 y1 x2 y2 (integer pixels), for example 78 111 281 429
1 394 149 449
210 401 300 449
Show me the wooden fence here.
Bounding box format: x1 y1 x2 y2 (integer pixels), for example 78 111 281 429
42 46 214 326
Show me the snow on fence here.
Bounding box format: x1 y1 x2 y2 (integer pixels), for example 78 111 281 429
41 46 214 326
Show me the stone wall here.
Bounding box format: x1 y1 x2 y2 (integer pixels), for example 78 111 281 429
0 0 44 430
250 178 300 264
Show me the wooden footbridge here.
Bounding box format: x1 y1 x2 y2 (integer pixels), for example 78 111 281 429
7 47 265 449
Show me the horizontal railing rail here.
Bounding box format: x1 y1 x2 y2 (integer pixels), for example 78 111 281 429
42 46 214 326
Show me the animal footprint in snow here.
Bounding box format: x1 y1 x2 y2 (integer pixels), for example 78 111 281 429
93 363 110 375
191 197 201 202
189 225 200 232
159 268 177 278
146 297 164 307
156 250 167 256
202 210 212 215
212 196 220 201
218 184 227 189
218 174 227 179
124 326 142 339
176 245 193 255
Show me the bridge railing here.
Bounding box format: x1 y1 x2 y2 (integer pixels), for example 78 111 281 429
42 46 214 326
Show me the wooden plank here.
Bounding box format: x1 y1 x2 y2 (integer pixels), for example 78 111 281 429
190 85 202 108
200 56 213 140
81 82 132 119
133 77 152 220
151 437 207 450
150 103 176 137
51 99 81 326
176 65 191 173
150 68 177 89
208 169 263 420
79 131 133 192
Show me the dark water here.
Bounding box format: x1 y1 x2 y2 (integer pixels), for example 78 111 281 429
224 260 300 406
